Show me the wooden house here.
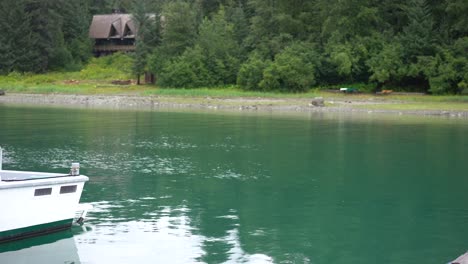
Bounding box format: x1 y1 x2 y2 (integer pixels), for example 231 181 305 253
89 14 137 56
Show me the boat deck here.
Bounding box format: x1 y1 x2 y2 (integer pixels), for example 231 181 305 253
0 170 88 189
0 171 70 182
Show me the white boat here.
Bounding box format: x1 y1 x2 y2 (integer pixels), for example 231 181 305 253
0 147 91 243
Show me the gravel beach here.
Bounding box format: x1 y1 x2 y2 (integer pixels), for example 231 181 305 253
1 93 468 118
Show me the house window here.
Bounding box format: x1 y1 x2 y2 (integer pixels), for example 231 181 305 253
34 188 52 196
60 185 77 194
110 25 119 37
124 24 133 36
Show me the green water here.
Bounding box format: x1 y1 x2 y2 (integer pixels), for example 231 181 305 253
1 106 468 264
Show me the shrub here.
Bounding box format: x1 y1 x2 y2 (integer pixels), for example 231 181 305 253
259 43 318 92
422 38 468 94
158 46 214 88
237 55 270 90
367 42 404 84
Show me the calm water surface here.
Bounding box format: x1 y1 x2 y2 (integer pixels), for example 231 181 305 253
0 106 467 263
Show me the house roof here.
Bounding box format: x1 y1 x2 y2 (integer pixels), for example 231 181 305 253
89 14 137 39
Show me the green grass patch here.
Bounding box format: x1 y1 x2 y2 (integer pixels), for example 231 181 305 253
353 102 468 111
0 53 135 94
142 87 323 98
388 94 468 103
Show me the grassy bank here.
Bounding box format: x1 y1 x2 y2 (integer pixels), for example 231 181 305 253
0 73 321 98
1 55 468 113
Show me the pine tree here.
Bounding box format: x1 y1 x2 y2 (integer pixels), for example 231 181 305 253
400 0 435 63
24 0 67 71
160 1 198 57
131 0 156 84
197 6 242 84
131 0 147 85
445 0 468 38
0 0 39 73
61 0 92 68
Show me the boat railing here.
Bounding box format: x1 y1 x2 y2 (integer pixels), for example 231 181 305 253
0 170 72 182
0 148 83 182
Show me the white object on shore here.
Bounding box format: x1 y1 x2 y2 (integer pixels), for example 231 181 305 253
0 161 91 243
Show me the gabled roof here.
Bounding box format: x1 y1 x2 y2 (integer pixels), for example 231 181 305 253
89 14 137 39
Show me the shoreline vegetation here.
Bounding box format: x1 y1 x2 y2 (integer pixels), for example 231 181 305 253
1 55 467 118
0 81 468 118
2 1 468 95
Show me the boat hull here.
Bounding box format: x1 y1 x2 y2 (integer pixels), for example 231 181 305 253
0 172 88 243
0 219 73 243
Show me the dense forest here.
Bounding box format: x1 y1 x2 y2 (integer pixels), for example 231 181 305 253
0 0 467 93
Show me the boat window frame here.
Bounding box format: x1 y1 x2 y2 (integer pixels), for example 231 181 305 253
34 187 52 196
60 185 77 194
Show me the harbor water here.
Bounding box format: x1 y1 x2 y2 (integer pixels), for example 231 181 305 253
1 106 467 263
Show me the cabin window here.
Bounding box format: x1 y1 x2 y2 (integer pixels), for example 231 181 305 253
124 24 133 36
60 185 77 194
110 25 118 37
34 188 52 196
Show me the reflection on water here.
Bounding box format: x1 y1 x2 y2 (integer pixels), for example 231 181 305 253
0 201 273 264
1 106 468 263
0 230 81 264
75 202 273 264
77 202 206 263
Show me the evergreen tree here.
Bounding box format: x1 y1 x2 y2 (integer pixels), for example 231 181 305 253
197 6 242 85
317 0 380 42
377 0 408 35
445 0 468 39
148 0 198 79
0 0 39 73
225 2 249 54
61 0 92 69
160 1 198 57
25 0 75 72
400 0 435 63
131 0 156 84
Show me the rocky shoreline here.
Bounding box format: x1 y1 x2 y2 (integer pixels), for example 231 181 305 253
1 93 468 118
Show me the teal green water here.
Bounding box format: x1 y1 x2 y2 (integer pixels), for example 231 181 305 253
1 106 468 263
